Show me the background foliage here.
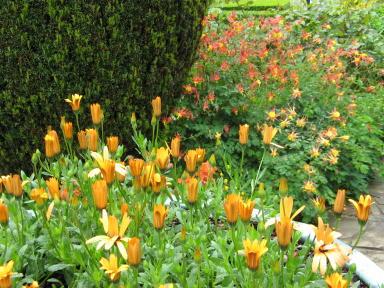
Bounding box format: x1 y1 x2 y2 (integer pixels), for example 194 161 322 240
0 0 210 174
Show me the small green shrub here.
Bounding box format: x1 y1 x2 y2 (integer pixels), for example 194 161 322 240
0 0 210 174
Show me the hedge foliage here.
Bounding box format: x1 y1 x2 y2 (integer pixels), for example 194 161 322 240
0 0 210 174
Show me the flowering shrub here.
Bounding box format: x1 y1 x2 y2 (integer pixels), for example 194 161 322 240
166 13 384 221
0 98 372 287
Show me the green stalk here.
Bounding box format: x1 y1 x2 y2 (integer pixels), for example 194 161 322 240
280 249 285 288
17 197 25 245
334 214 341 231
239 145 245 187
2 226 7 260
352 223 365 250
75 112 80 132
39 206 61 257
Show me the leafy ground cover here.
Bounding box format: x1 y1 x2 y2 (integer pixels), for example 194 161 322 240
166 12 384 222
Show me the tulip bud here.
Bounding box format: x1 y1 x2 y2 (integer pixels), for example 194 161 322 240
86 129 98 152
333 189 345 215
185 150 197 173
92 180 108 210
152 96 162 117
128 237 142 266
0 200 9 223
187 177 199 204
171 137 181 158
107 136 119 153
239 124 250 145
279 177 288 196
77 130 87 150
63 122 73 139
90 103 102 125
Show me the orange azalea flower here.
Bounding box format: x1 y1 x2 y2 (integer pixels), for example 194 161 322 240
86 210 131 259
312 217 350 275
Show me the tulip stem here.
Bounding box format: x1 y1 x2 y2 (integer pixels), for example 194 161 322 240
280 249 285 288
255 148 266 183
75 112 80 132
2 226 7 260
17 198 25 245
155 119 160 148
39 206 61 257
334 215 340 231
239 146 245 187
352 223 365 250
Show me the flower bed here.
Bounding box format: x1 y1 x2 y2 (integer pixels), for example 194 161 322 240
0 97 378 287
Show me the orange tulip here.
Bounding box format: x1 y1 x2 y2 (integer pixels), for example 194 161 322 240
333 189 345 215
153 204 168 229
86 129 98 152
30 188 48 205
239 239 268 270
239 199 255 222
44 134 55 158
156 147 170 169
349 195 373 224
129 158 144 177
63 122 73 139
171 137 181 158
239 124 249 145
185 150 197 173
223 194 242 224
92 180 108 210
0 200 9 223
152 96 162 117
195 148 206 163
77 130 87 150
107 136 119 153
261 125 278 144
90 103 103 125
187 177 199 204
65 94 82 111
127 237 141 266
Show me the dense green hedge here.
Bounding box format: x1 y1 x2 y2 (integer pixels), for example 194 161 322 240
0 0 209 174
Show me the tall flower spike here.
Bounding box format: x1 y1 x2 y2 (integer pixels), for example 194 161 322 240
65 94 83 111
86 210 131 259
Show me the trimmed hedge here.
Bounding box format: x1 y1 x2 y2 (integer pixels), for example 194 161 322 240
0 0 209 174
